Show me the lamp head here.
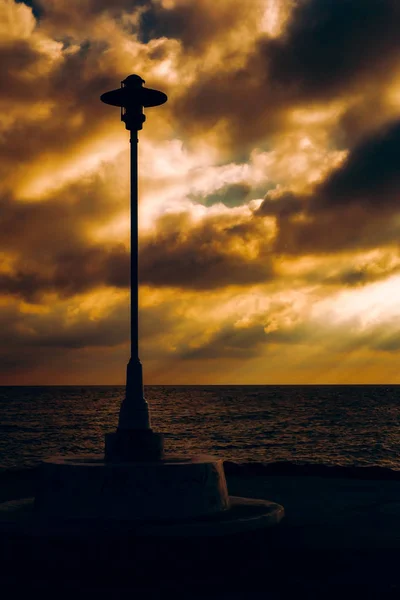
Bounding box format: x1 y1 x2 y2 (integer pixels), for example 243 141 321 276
100 74 167 131
122 74 145 88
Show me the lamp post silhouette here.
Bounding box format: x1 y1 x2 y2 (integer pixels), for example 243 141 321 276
101 75 167 461
32 75 284 530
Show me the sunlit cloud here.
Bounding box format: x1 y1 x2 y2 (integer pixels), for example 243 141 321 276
2 0 400 383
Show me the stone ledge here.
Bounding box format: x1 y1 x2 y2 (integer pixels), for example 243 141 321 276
0 496 284 538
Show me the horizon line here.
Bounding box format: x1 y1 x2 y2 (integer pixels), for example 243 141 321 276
1 383 400 387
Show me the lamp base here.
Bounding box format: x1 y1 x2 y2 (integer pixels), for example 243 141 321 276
104 429 164 462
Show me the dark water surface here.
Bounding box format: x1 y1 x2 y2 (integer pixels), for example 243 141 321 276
0 385 399 471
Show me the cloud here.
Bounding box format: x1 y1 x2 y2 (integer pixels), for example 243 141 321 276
190 183 252 208
316 119 400 209
0 173 276 301
267 0 400 99
0 291 134 384
173 0 400 155
257 191 305 217
33 0 148 36
0 160 132 301
15 1 42 19
256 118 400 255
0 246 130 301
0 42 122 198
2 0 400 383
175 285 400 365
179 321 269 359
139 209 276 289
278 248 400 292
139 0 264 51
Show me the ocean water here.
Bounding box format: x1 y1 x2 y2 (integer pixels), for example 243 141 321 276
0 385 399 472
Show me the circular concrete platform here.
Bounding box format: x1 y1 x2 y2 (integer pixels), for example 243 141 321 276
34 454 230 521
0 496 284 537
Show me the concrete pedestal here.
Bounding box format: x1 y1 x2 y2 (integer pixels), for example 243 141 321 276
34 455 230 521
105 429 164 462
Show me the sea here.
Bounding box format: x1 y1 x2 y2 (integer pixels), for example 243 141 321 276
0 385 399 472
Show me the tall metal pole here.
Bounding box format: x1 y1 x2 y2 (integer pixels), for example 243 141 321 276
101 75 167 461
117 123 149 431
130 130 139 361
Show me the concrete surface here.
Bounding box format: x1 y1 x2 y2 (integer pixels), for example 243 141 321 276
1 464 400 598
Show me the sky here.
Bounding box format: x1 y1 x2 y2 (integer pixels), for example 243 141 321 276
1 0 400 385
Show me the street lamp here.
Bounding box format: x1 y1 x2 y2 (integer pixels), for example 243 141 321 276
101 75 167 461
32 75 284 531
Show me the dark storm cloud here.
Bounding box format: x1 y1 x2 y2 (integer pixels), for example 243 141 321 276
333 93 398 150
139 0 252 50
179 322 268 360
174 0 400 152
0 246 130 302
371 328 400 353
327 264 400 288
15 0 42 19
0 34 125 189
0 295 182 376
178 316 322 360
0 166 124 253
138 211 275 290
257 191 305 217
0 40 64 139
0 299 130 377
267 0 400 99
273 206 399 255
257 118 400 255
34 0 149 32
290 254 400 289
0 40 47 102
316 119 400 209
0 304 128 350
0 25 114 107
32 305 130 349
0 168 131 301
174 67 287 153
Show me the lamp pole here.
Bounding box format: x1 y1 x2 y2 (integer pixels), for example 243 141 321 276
101 75 167 460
